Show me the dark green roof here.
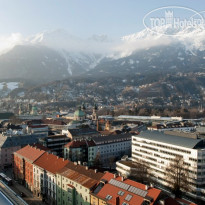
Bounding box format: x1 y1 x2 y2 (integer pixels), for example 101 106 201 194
0 112 14 120
74 109 85 117
136 131 204 149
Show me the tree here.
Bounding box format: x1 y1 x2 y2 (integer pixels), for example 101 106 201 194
93 152 102 168
108 156 116 170
130 160 153 184
165 156 190 197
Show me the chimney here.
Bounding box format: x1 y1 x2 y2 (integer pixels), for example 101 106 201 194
86 166 89 170
78 161 81 165
63 158 64 161
115 196 120 205
74 162 78 165
94 169 98 173
114 174 116 178
145 185 148 190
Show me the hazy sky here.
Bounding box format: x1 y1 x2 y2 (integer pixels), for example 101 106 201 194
0 0 204 38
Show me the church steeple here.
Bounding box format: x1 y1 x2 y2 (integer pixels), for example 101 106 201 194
92 103 98 121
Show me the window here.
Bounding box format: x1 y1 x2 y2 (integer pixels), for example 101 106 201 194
125 194 132 202
118 191 124 196
105 195 112 200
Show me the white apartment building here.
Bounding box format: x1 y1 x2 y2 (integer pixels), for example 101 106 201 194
33 165 56 203
132 131 205 202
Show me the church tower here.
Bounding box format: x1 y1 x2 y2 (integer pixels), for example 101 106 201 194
92 104 98 121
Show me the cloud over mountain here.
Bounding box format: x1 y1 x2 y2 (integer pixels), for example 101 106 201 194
0 26 205 82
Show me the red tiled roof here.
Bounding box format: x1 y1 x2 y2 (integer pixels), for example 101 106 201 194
64 139 96 148
101 172 115 182
15 145 46 162
65 141 86 148
31 143 50 151
58 163 104 189
33 152 69 174
96 177 161 205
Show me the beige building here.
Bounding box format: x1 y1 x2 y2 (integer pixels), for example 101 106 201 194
56 162 104 205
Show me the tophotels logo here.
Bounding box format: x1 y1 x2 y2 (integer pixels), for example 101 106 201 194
143 6 204 36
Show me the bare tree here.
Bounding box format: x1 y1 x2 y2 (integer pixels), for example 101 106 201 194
165 156 190 197
108 156 116 170
93 152 102 168
130 159 153 184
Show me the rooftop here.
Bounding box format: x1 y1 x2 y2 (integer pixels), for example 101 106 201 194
93 176 161 205
92 133 131 145
15 145 45 162
136 131 204 149
57 163 104 189
33 152 69 174
68 128 99 136
0 133 47 148
74 109 85 117
64 139 96 148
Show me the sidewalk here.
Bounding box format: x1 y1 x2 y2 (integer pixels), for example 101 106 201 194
2 168 44 205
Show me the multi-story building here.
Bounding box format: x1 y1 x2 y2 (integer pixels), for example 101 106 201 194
26 124 48 136
116 156 138 178
39 135 70 157
33 152 69 204
92 133 131 167
64 139 96 166
91 174 161 205
132 131 205 202
0 133 46 169
64 133 131 168
13 145 46 190
56 162 104 205
62 128 99 140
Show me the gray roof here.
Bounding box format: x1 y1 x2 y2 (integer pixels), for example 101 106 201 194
136 131 204 149
68 128 99 136
92 133 131 145
0 134 46 148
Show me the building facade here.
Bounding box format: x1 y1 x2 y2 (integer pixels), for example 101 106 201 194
33 152 69 204
0 133 46 168
92 133 131 168
13 145 46 191
132 131 205 202
56 162 104 205
39 135 70 157
64 139 96 166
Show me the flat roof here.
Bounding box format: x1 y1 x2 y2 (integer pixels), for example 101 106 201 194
135 131 204 149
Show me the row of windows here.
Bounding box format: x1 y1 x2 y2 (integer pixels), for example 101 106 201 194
133 138 191 154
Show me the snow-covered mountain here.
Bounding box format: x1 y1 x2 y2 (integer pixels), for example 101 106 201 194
0 26 205 81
